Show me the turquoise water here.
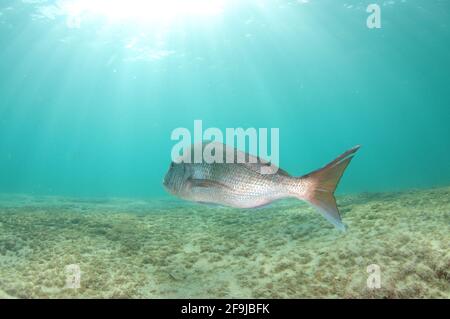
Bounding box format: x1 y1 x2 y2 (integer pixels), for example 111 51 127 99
0 0 449 299
1 0 449 198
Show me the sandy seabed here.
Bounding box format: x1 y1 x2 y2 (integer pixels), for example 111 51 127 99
0 186 449 299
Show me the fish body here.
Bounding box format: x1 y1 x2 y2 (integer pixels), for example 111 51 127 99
163 141 360 230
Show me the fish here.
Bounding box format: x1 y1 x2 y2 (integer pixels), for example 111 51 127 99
163 141 360 231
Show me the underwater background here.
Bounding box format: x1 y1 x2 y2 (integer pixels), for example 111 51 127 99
0 0 449 298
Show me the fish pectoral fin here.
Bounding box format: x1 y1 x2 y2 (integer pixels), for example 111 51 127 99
188 178 231 190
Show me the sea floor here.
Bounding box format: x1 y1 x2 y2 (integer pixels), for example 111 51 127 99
0 187 449 299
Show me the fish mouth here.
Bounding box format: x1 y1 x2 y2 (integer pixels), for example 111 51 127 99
162 182 172 195
162 177 169 189
163 184 177 196
162 175 173 194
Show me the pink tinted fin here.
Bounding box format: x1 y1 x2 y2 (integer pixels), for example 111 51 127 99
301 145 361 231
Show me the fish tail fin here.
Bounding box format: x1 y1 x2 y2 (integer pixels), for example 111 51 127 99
298 145 361 231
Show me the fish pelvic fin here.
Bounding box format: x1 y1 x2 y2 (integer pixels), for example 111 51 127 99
299 145 361 231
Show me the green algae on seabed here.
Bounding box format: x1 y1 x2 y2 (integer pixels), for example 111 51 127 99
0 187 449 299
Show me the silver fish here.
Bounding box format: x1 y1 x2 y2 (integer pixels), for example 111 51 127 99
163 141 360 230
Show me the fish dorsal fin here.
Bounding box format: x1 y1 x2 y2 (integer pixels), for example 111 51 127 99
219 142 290 176
182 141 291 177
